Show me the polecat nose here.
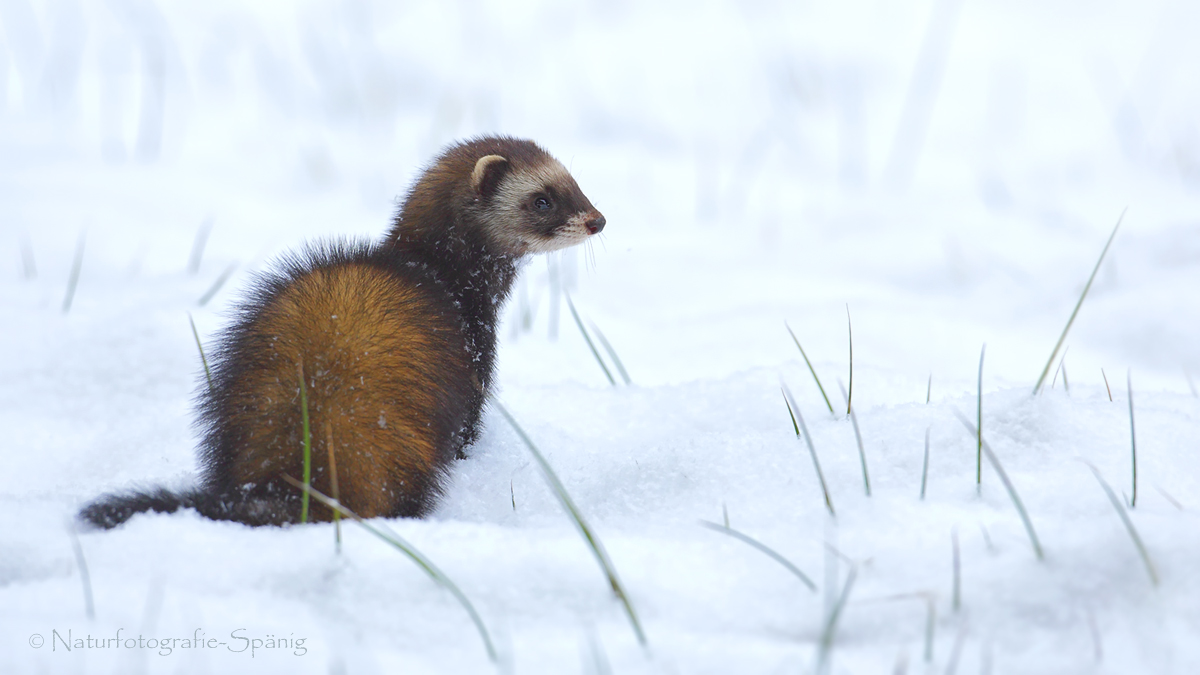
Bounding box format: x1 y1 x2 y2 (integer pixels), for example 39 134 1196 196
586 214 606 235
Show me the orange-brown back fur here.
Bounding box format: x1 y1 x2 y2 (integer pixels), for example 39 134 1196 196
217 260 472 521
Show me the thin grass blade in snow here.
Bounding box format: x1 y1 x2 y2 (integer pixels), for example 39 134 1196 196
845 305 854 416
920 427 931 500
494 401 646 646
1032 209 1125 395
281 476 498 661
952 528 961 613
953 411 1044 560
698 520 817 592
1082 462 1159 586
1050 351 1064 389
198 262 237 307
62 233 85 313
782 383 836 517
924 595 936 662
325 421 342 553
296 362 313 524
944 623 968 675
882 0 965 189
565 294 616 386
20 233 37 280
188 217 214 275
589 321 631 385
1156 486 1184 511
584 629 613 675
188 313 214 394
785 322 835 415
67 525 95 620
838 380 871 496
781 388 801 436
1127 370 1138 508
881 593 936 662
977 344 985 490
816 564 858 674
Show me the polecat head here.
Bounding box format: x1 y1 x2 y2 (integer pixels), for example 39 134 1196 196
459 137 605 256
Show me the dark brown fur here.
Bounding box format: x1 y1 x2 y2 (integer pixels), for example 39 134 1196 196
80 136 604 528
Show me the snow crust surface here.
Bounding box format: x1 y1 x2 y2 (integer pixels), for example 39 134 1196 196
2 1 1199 673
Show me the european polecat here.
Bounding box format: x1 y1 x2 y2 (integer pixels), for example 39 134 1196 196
80 136 605 527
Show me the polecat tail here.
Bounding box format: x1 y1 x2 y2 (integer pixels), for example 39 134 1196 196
79 485 308 529
77 488 207 529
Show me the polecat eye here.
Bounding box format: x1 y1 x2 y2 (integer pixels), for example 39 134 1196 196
534 196 553 210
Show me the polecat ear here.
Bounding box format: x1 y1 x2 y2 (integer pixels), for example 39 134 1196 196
471 154 509 198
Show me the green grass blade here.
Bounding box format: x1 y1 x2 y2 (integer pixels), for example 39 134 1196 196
782 383 836 517
20 233 37 280
785 322 835 415
188 217 213 275
281 476 498 661
1082 462 1158 586
953 411 1044 560
920 427 931 500
494 401 646 646
198 262 237 307
945 623 968 674
977 344 985 489
325 421 341 553
1127 370 1137 508
845 305 853 417
698 520 817 592
781 388 801 437
1155 486 1183 511
565 294 616 386
589 321 632 385
62 233 85 313
1050 347 1071 392
877 593 936 661
296 363 312 524
951 528 961 612
923 595 935 662
67 524 95 620
1033 209 1125 394
837 380 870 496
816 563 858 673
584 628 612 675
188 313 214 394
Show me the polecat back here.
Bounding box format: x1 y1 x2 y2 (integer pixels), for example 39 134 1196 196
80 136 605 528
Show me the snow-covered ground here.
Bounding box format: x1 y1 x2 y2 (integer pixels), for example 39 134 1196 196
3 1 1200 673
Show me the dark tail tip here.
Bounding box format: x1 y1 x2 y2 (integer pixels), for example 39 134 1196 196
77 488 197 530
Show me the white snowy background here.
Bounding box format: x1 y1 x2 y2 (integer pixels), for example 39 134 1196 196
3 0 1199 673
